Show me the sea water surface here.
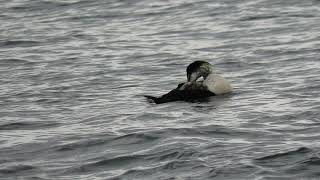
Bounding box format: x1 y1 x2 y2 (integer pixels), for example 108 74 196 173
1 0 320 179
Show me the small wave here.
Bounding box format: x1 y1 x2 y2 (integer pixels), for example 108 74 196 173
0 165 35 175
111 132 160 145
145 147 199 162
161 1 197 12
56 135 117 152
281 156 320 178
239 15 279 21
113 159 206 180
255 147 311 162
287 14 316 18
67 154 145 174
302 156 320 166
0 40 41 48
163 159 202 170
34 98 62 104
92 155 143 167
66 14 127 21
254 147 313 170
8 0 89 11
113 168 153 179
139 11 169 17
0 121 60 130
0 165 47 180
255 147 320 178
0 58 35 65
150 125 262 139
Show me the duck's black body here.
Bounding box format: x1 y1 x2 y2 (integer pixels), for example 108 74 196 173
145 82 215 104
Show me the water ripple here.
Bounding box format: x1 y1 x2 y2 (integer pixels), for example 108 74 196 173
1 0 320 179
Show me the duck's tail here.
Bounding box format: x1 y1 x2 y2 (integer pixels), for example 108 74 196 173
144 95 159 104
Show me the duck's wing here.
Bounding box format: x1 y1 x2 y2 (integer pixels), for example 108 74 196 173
181 82 215 101
145 82 215 104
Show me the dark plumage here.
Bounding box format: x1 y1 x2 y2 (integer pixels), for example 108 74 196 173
186 61 211 81
144 82 215 104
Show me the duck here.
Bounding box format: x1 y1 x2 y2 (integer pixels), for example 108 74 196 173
145 61 232 104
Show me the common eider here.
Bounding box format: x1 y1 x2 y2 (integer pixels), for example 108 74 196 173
145 61 232 104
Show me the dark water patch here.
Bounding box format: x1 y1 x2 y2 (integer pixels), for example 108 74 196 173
112 168 154 179
0 58 35 65
285 157 320 177
286 14 317 18
34 98 64 104
93 155 143 167
145 146 200 162
154 150 192 161
0 165 36 175
0 165 47 180
255 147 320 178
0 40 42 48
300 156 320 166
112 84 140 89
0 121 60 130
208 12 224 17
114 159 207 180
110 132 160 146
56 135 117 152
137 11 169 17
162 159 204 170
67 13 128 21
239 15 279 21
208 162 259 179
254 147 312 167
170 126 233 136
8 0 90 12
67 154 146 174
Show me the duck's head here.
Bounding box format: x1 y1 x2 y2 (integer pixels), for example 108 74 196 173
186 61 213 82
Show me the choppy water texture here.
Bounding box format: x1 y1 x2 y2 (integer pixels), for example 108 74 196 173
1 0 320 179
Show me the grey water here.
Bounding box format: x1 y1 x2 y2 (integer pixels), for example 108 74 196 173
1 0 320 179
